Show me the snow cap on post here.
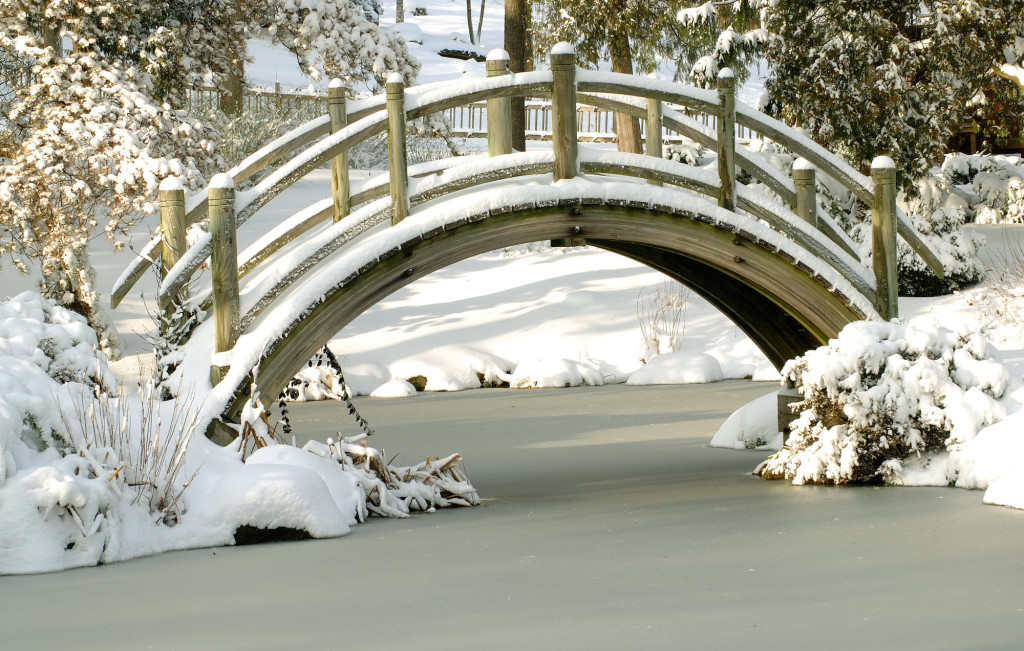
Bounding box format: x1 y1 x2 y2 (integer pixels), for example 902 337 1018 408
487 48 510 61
871 155 895 170
328 78 344 89
386 72 404 86
209 173 234 189
718 67 735 79
159 176 184 192
551 41 575 56
793 157 816 172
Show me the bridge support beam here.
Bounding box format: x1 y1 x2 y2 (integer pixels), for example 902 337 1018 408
717 68 737 211
328 79 350 223
386 74 410 224
209 174 240 385
871 157 899 320
793 158 817 227
486 50 513 157
646 98 663 187
550 43 578 181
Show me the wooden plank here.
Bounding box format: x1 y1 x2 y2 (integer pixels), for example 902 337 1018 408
550 45 578 181
327 80 350 222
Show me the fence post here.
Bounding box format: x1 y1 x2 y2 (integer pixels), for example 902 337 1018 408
158 177 187 277
328 79 350 223
550 43 578 182
486 50 513 156
208 173 240 385
386 73 410 224
716 68 736 211
646 98 663 187
793 157 817 227
871 156 899 320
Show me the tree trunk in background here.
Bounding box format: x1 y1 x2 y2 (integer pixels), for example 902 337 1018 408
466 0 475 44
609 31 642 154
396 0 405 23
505 0 529 151
476 0 486 45
220 52 245 116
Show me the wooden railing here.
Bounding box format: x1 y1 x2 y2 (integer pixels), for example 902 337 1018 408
116 45 947 390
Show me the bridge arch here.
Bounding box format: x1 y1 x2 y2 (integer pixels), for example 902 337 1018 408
210 189 876 423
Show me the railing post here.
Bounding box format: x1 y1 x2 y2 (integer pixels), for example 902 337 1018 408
793 157 817 227
646 98 663 187
328 78 350 223
550 43 578 181
158 177 187 278
209 173 240 385
486 50 513 156
871 156 899 321
716 68 736 211
386 73 410 224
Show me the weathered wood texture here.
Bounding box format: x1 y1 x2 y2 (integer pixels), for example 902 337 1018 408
871 161 899 320
386 77 410 224
550 49 578 181
209 182 240 385
486 53 513 156
793 160 817 226
716 71 736 211
158 187 187 276
327 82 350 222
646 98 663 187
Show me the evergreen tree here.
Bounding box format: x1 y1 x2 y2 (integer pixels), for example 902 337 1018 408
674 0 768 88
764 0 1024 191
533 0 684 153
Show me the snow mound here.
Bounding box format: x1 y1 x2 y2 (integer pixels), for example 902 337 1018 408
710 391 782 450
370 379 418 398
509 356 606 389
627 352 723 385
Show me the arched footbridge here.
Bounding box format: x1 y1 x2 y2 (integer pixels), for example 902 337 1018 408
111 45 944 438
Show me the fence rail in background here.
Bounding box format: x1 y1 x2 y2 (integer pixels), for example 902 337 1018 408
186 83 325 115
446 100 759 143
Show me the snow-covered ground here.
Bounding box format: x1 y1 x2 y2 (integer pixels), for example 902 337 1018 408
3 0 1024 574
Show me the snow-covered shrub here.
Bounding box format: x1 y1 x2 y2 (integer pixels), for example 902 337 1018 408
663 138 706 166
941 154 1024 224
636 281 691 363
760 320 1008 485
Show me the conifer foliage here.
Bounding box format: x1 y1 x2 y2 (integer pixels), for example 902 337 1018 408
764 0 1024 192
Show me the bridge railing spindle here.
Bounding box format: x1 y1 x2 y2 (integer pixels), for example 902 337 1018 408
328 79 350 222
716 68 737 211
386 73 410 224
550 43 578 181
871 156 899 320
646 98 663 187
209 173 240 385
793 157 817 227
486 50 513 157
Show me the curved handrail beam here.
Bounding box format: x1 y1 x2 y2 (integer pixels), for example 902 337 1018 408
734 103 944 278
225 150 872 336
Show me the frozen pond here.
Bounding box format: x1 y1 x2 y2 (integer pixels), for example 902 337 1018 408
4 381 1024 649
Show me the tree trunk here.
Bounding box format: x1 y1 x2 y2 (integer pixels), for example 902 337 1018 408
396 0 405 23
609 31 642 154
476 0 486 45
505 0 529 151
41 246 122 360
220 23 246 116
466 0 475 45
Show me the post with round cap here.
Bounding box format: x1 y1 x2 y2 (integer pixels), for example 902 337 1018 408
793 158 817 227
646 98 663 187
209 173 240 385
550 43 578 182
871 156 899 320
158 177 187 277
327 78 350 223
486 50 513 157
716 68 736 211
386 73 410 224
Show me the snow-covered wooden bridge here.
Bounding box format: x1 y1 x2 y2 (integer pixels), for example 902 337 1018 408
112 45 943 438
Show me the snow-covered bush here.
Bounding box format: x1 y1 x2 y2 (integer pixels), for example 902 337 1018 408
636 281 691 363
760 320 1009 485
941 154 1024 224
663 138 706 166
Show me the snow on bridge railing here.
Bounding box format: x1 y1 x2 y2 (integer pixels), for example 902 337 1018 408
118 44 938 389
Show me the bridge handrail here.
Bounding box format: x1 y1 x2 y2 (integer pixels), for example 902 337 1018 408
195 150 872 335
